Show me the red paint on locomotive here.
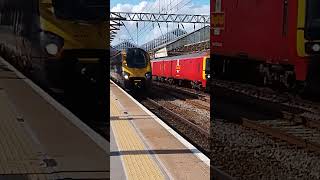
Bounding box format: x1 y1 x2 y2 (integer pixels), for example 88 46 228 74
211 0 320 82
151 52 210 88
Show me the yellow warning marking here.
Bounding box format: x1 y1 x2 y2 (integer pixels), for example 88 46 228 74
0 91 46 175
110 95 165 180
211 12 225 28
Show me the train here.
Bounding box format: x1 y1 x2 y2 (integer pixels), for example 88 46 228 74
211 0 320 94
110 48 152 90
151 52 211 90
0 0 108 122
0 0 107 92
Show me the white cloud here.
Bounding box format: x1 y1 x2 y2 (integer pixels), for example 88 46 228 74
111 1 149 13
111 0 209 46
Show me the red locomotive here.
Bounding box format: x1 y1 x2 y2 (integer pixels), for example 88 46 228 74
151 52 211 89
211 0 320 93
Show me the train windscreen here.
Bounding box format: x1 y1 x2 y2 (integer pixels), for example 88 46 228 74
206 58 210 73
126 49 148 68
52 0 107 22
306 0 320 39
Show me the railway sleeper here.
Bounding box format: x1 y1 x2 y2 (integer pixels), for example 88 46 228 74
191 80 202 90
242 118 320 153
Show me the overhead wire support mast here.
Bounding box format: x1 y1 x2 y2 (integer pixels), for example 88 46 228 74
110 12 210 24
110 13 126 41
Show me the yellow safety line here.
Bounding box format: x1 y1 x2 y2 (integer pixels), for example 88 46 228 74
110 95 165 180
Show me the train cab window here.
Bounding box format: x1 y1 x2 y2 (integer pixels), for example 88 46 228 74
282 0 289 36
206 58 210 73
126 48 148 68
111 53 122 67
214 0 222 12
306 0 320 39
116 54 122 64
116 65 121 73
52 0 107 21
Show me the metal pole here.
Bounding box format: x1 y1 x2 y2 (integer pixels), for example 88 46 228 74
136 22 138 45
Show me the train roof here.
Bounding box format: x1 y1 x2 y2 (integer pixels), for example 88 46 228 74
124 47 146 52
151 51 209 61
110 47 149 59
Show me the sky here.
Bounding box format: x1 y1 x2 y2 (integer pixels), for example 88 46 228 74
111 0 210 46
111 0 209 7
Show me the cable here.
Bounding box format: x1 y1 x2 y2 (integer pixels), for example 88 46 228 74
136 0 187 39
115 0 198 48
138 0 190 37
137 0 185 35
137 0 191 40
121 21 135 43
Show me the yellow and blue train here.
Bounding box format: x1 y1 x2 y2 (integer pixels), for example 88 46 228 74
110 48 152 90
0 0 108 122
0 0 107 91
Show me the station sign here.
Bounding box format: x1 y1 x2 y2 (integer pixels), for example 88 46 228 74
155 47 168 58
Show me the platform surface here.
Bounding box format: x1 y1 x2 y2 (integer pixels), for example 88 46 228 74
0 58 109 179
110 81 210 180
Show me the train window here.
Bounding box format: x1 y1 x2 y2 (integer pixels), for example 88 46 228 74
215 0 222 12
282 0 289 36
306 0 320 39
206 58 210 72
116 55 122 64
126 48 148 68
111 53 122 65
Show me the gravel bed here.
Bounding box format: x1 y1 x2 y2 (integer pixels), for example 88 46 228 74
150 88 210 132
160 99 210 131
211 119 320 180
140 90 210 153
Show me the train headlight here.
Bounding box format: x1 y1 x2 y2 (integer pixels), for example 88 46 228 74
145 72 152 79
206 74 211 79
123 72 130 80
45 43 59 55
40 31 64 56
312 44 320 52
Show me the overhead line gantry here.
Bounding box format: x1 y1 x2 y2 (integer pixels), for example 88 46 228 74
110 12 210 24
110 12 210 46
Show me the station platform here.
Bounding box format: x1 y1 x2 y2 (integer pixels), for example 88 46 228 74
110 81 210 180
0 57 109 179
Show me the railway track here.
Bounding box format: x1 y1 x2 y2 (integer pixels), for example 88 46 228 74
141 96 210 153
242 112 320 153
213 79 320 179
152 84 210 111
130 84 210 154
211 167 235 180
212 79 320 152
152 81 210 103
213 79 320 152
212 79 320 115
212 119 320 179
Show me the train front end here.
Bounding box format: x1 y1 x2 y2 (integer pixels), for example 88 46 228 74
299 0 320 57
297 0 320 92
122 48 152 90
203 56 211 90
38 0 107 89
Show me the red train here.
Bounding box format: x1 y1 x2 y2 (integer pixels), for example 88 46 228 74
151 52 211 89
211 0 320 93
